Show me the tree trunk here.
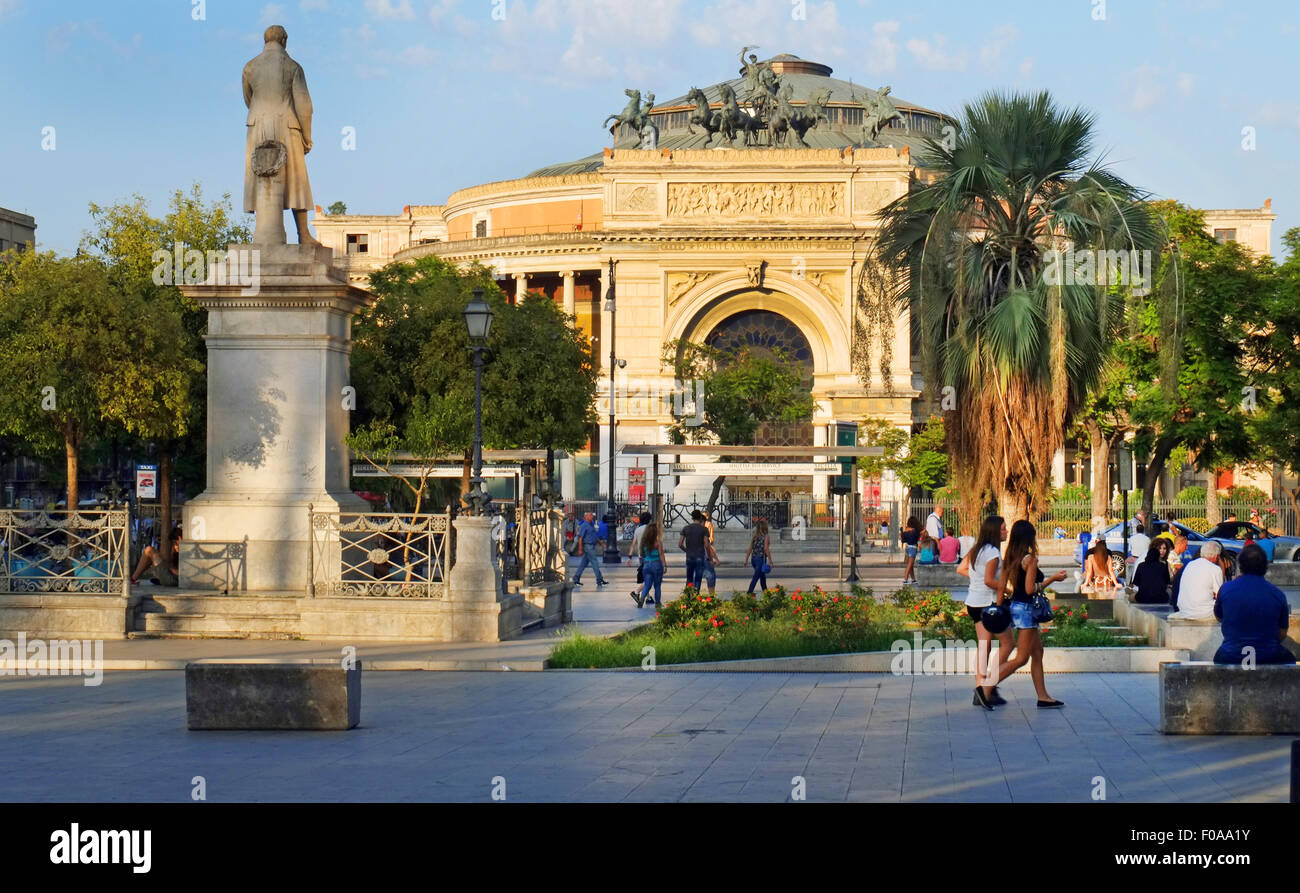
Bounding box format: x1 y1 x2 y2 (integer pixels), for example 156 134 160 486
64 433 79 510
159 450 175 585
705 475 725 519
995 488 1031 523
1206 467 1221 525
1140 437 1174 534
1087 421 1110 525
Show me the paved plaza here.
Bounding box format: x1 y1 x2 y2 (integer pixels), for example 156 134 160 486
0 669 1292 803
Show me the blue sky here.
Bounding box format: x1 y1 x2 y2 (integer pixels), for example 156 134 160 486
2 0 1297 257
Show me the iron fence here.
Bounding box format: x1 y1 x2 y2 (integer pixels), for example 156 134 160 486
522 505 566 586
0 508 130 595
308 506 452 598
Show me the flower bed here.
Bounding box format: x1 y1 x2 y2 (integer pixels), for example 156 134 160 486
548 585 1137 668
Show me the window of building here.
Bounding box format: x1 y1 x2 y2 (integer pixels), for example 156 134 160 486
1213 228 1237 244
474 220 487 238
346 233 368 254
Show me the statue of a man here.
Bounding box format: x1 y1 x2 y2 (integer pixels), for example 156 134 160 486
243 25 317 245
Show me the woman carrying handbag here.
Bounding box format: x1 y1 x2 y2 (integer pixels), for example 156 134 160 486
980 520 1066 709
960 515 1017 709
744 518 771 595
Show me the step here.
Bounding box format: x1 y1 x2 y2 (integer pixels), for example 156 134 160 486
141 595 304 615
127 630 298 641
139 612 300 635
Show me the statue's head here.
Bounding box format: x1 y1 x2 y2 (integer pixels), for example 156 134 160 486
878 86 891 96
264 25 288 46
749 54 757 63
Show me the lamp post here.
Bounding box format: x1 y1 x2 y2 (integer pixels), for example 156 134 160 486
603 259 623 564
463 287 494 516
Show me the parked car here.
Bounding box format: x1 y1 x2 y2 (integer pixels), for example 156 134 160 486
1073 518 1215 582
1201 521 1300 562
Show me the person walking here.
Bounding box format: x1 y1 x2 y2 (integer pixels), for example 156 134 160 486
569 511 607 588
981 520 1067 709
962 515 1015 708
744 518 771 595
900 516 921 584
678 510 710 591
627 511 651 605
635 523 668 609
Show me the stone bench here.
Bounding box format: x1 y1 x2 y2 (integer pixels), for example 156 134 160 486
186 659 361 730
1160 661 1300 734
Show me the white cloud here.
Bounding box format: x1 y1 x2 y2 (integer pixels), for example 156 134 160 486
259 3 286 25
0 0 21 20
1129 64 1165 113
364 0 415 20
978 24 1018 72
1018 57 1034 79
1177 72 1195 95
300 0 328 11
906 33 967 71
357 22 375 42
399 44 436 66
864 20 899 74
426 0 457 25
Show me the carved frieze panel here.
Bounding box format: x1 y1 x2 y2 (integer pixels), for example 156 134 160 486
616 183 657 213
666 182 845 218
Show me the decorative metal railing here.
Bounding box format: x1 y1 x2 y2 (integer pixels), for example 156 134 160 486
308 506 452 598
0 509 130 595
659 498 841 531
523 505 565 586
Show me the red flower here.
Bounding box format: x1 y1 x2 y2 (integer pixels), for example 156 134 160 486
695 631 701 636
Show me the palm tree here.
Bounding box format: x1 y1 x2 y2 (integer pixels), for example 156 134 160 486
874 91 1161 521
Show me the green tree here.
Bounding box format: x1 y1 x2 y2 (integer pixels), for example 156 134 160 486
875 90 1160 521
0 251 197 508
1122 202 1272 529
662 340 815 445
327 201 348 216
80 184 250 577
1251 226 1300 520
351 255 597 508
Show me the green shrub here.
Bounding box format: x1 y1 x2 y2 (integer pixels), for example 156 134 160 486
1174 485 1206 503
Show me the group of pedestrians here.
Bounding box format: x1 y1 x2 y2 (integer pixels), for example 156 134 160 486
563 505 777 609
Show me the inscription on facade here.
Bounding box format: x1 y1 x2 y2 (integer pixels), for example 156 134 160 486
667 182 845 218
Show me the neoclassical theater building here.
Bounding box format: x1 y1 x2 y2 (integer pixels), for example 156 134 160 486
315 54 1275 504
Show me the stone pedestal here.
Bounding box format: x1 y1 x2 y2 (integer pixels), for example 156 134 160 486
449 515 522 641
180 243 374 592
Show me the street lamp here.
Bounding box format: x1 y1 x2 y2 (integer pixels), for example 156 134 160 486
603 258 622 565
463 287 494 516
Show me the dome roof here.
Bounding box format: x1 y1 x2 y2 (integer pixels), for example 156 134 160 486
528 54 951 177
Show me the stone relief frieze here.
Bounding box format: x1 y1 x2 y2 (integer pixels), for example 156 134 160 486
667 182 845 218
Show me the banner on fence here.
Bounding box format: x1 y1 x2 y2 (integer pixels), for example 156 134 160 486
667 462 840 476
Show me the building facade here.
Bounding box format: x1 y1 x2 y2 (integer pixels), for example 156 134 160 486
312 54 1278 505
0 207 36 255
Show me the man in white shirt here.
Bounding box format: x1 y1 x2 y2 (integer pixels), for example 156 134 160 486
925 507 944 541
1173 541 1224 619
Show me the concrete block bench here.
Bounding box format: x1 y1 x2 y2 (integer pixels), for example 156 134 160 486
1160 661 1300 734
914 563 963 588
186 659 361 730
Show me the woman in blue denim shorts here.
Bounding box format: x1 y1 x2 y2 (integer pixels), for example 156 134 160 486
900 516 921 584
981 520 1067 708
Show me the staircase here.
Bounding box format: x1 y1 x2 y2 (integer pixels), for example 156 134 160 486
129 593 303 640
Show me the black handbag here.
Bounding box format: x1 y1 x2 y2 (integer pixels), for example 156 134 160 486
1030 592 1054 624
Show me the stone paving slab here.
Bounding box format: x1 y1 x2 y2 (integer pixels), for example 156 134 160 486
0 671 1293 803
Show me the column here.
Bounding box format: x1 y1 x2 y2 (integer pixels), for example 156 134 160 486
812 423 829 510
561 270 576 316
513 273 527 303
